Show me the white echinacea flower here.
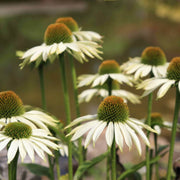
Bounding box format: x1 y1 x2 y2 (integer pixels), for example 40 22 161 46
66 96 157 155
55 17 102 42
0 122 60 163
78 80 140 104
0 91 58 132
121 46 169 80
78 60 133 88
138 57 180 98
19 23 102 69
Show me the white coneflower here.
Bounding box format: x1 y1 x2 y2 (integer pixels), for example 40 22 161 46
55 17 102 42
78 80 140 104
20 23 102 68
0 122 59 163
138 57 180 98
78 60 133 88
66 96 156 155
121 46 169 80
0 91 58 132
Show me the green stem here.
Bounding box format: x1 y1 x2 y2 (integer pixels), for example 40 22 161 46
38 65 46 110
38 64 54 180
55 150 61 180
167 86 180 180
8 151 19 180
106 78 112 180
59 54 73 180
111 138 116 180
154 133 159 180
69 56 83 166
146 92 153 180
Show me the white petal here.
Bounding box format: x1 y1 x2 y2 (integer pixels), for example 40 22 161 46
65 114 97 128
178 81 180 92
19 139 27 162
8 139 19 163
65 43 80 52
0 137 11 151
92 121 106 145
78 74 97 87
157 80 175 99
30 50 42 62
105 122 114 147
57 43 66 54
22 139 35 162
92 75 109 87
114 123 123 151
118 123 132 149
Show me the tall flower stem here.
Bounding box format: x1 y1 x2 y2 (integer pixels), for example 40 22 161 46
59 53 73 180
55 150 61 180
154 133 159 180
107 78 112 180
146 92 153 180
167 86 180 180
8 151 19 180
69 56 83 166
38 64 54 180
111 138 116 180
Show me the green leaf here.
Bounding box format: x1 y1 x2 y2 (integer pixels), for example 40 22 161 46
21 163 50 177
157 144 169 155
74 151 108 180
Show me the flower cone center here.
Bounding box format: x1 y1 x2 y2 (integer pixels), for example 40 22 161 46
167 57 180 81
56 17 79 32
44 23 73 45
141 46 166 66
98 60 121 75
0 91 25 119
98 96 129 123
4 122 32 139
150 112 163 127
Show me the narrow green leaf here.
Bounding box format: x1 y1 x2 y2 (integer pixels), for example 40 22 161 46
74 151 108 180
21 163 50 177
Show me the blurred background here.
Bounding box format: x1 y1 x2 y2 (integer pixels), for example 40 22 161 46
0 0 180 179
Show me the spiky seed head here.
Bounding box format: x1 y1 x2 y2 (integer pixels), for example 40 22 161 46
55 17 79 32
141 46 166 66
98 96 129 123
4 122 32 139
44 23 73 45
0 91 25 119
150 112 163 127
98 60 121 75
167 57 180 81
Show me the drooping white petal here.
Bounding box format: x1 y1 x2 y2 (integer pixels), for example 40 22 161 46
31 142 46 161
0 137 11 151
118 122 132 149
84 121 102 148
114 123 123 151
15 116 37 129
66 43 80 52
144 79 169 90
22 139 35 162
30 50 43 62
141 65 152 77
105 122 114 147
65 114 97 128
78 74 97 87
8 139 19 164
57 43 66 54
157 80 175 99
92 121 107 145
78 89 98 103
19 139 27 162
92 75 109 87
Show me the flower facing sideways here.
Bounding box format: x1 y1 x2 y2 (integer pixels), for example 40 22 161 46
78 60 133 88
138 57 180 98
0 122 59 163
55 17 102 42
0 91 58 132
66 96 157 155
121 46 169 80
20 23 102 68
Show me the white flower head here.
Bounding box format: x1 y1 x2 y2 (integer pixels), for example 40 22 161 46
78 80 140 104
55 17 102 42
0 91 58 133
138 57 180 98
19 23 102 69
0 122 60 163
78 60 133 88
66 96 157 155
121 46 169 80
